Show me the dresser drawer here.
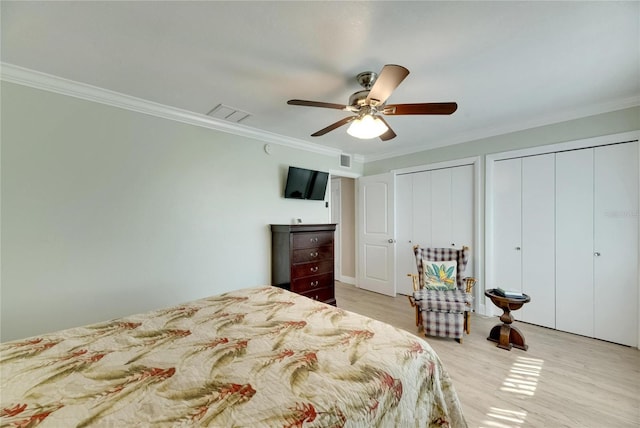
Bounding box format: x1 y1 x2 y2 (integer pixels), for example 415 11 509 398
292 244 333 264
291 272 334 293
291 260 333 279
292 232 333 249
298 285 335 304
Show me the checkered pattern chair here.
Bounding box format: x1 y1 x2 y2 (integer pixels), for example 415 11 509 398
407 246 476 343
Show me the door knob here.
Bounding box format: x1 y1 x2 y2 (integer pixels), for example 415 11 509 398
594 252 601 257
515 247 521 251
388 239 396 243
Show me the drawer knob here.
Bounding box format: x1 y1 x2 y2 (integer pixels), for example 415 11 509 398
310 266 319 273
310 252 319 257
311 280 319 287
310 237 319 243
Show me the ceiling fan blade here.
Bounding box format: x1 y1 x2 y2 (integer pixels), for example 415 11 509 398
383 102 458 115
287 99 348 110
366 64 410 106
311 116 355 137
377 116 396 141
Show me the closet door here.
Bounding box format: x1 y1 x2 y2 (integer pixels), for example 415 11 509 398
396 173 415 295
556 149 594 338
520 153 556 328
492 158 522 292
395 166 475 295
412 171 432 247
451 165 475 276
451 165 474 247
593 142 639 346
430 169 453 248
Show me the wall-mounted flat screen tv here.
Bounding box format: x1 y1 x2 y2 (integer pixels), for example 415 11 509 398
284 166 329 200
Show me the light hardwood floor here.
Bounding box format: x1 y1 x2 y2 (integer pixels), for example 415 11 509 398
335 282 640 428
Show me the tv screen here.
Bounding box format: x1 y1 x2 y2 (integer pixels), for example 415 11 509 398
284 166 329 200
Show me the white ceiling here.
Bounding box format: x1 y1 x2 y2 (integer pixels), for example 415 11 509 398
2 1 639 161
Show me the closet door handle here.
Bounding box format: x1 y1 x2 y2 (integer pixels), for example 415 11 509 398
515 247 521 251
594 252 601 257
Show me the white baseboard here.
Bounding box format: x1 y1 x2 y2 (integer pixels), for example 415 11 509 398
477 303 487 316
337 275 356 285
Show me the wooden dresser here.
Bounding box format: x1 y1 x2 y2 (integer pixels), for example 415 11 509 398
271 224 337 305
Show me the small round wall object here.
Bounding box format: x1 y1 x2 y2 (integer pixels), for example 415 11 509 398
264 144 272 154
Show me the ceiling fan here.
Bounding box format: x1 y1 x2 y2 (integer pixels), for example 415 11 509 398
287 64 458 141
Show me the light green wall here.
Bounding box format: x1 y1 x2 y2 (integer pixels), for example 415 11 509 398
2 79 637 341
0 82 360 341
365 107 640 174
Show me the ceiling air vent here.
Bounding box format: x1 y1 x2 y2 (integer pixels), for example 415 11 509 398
206 104 251 123
340 153 352 168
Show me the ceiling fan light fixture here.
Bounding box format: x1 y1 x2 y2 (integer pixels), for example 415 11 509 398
346 114 388 139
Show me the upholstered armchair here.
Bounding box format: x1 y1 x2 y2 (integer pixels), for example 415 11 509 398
407 246 476 342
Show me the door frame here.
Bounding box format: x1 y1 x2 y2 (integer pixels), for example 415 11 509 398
329 169 360 287
330 177 342 282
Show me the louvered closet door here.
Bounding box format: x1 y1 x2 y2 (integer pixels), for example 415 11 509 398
556 149 594 338
520 153 556 328
492 158 523 292
593 142 638 347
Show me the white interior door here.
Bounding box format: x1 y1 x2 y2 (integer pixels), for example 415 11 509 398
395 174 414 295
358 173 396 297
521 153 556 327
594 142 639 346
412 171 432 247
430 169 453 247
556 148 594 338
492 158 523 292
451 165 475 275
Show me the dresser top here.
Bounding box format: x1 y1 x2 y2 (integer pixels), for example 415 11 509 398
271 224 336 233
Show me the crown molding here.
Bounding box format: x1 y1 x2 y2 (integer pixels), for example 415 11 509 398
362 94 640 163
0 62 346 158
4 62 635 166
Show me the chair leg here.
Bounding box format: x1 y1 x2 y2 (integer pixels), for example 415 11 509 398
464 311 471 334
408 296 421 328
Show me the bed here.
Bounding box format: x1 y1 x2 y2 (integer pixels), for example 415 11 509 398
1 286 466 427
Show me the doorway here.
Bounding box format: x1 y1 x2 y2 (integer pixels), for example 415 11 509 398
330 176 356 284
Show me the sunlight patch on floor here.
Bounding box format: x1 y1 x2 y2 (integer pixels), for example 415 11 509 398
479 356 543 427
500 356 544 396
480 407 528 428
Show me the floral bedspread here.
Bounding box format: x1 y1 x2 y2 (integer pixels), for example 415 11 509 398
1 286 467 427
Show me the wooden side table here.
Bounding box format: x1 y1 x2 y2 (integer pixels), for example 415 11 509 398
485 289 531 351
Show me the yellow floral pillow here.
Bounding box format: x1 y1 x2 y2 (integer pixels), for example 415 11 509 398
422 259 457 291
